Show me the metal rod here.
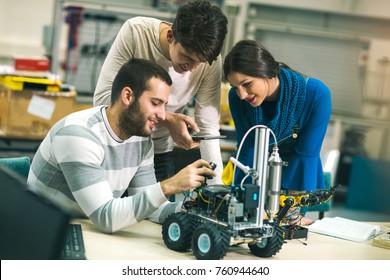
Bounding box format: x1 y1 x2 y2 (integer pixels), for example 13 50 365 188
253 127 270 227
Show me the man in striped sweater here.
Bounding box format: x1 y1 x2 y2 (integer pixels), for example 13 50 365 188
28 58 216 233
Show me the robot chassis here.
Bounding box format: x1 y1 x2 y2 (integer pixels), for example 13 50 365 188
162 126 339 260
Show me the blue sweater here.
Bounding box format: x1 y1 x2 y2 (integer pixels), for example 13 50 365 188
229 77 332 191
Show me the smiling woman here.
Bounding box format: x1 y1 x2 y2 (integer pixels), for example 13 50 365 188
226 71 280 106
223 39 332 226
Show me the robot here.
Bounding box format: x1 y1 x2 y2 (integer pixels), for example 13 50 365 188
162 125 339 260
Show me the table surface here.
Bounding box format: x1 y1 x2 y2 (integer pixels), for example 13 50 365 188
74 218 390 260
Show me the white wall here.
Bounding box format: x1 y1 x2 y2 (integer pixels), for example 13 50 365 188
0 0 54 60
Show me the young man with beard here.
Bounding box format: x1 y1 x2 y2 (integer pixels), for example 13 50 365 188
27 58 216 233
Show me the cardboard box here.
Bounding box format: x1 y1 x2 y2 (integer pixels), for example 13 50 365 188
0 86 76 139
0 85 10 134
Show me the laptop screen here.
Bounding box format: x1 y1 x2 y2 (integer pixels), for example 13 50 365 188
0 165 71 260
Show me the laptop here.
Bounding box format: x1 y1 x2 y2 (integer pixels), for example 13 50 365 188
0 164 83 260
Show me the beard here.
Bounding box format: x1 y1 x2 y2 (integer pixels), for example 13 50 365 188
118 99 150 139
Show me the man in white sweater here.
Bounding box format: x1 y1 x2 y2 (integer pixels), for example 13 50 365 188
93 1 228 189
28 58 216 233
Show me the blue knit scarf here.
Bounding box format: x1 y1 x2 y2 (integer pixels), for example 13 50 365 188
246 68 307 140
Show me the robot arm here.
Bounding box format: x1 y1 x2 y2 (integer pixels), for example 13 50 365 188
279 184 341 208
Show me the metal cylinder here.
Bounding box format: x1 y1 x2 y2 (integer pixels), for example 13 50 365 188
266 148 283 222
253 127 270 227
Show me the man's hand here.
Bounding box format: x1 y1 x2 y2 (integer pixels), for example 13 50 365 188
160 111 200 150
160 159 216 197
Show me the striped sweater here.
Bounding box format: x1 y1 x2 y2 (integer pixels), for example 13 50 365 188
27 106 181 233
